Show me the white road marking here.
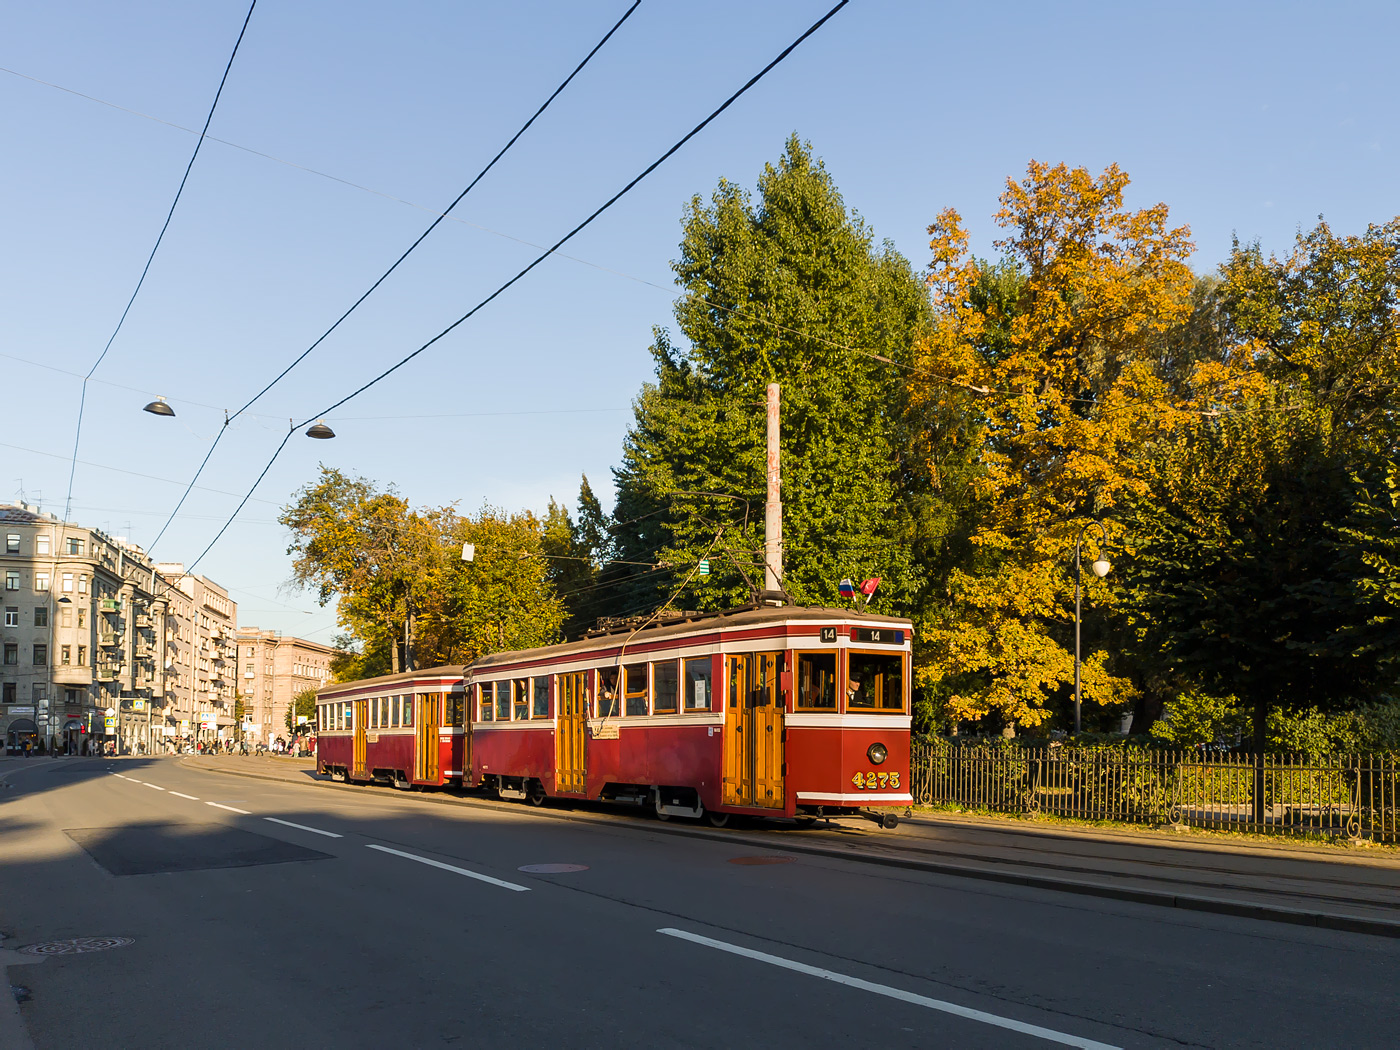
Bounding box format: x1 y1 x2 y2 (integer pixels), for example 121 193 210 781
265 817 342 839
169 792 199 801
205 802 250 815
365 844 528 892
142 783 164 791
657 928 1121 1050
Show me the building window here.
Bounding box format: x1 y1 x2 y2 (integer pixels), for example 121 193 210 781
68 538 84 556
33 644 46 666
1 683 14 703
31 684 44 704
34 607 47 628
5 535 18 554
61 645 71 665
62 573 73 593
66 689 80 704
77 609 85 629
3 608 15 628
60 607 72 628
5 571 17 591
35 573 49 593
3 643 15 665
77 646 86 666
36 535 50 555
78 574 87 594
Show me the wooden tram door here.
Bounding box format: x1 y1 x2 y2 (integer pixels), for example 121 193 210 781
556 673 587 794
722 653 785 809
415 693 440 782
352 698 368 779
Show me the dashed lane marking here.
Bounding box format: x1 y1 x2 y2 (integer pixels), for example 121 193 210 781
169 792 199 801
656 928 1121 1050
366 844 528 892
205 801 250 815
142 783 164 791
265 817 342 839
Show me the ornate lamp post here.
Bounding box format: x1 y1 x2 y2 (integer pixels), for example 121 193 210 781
1073 521 1112 736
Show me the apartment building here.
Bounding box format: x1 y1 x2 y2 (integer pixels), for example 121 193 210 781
156 564 238 746
2 503 172 753
234 627 334 745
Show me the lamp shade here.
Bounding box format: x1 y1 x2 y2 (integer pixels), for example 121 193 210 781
143 396 175 417
305 420 335 439
1091 558 1111 578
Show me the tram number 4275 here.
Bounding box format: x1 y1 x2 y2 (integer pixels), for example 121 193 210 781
851 771 900 789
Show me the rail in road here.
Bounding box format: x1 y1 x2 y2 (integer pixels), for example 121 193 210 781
4 755 1399 1048
178 754 1400 936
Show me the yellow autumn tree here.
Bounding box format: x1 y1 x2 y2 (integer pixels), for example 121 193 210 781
911 161 1231 729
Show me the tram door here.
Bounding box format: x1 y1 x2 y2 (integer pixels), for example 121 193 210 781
415 693 440 782
556 673 587 794
722 653 785 809
352 699 368 779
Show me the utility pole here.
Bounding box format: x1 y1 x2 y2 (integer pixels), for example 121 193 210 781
763 382 783 602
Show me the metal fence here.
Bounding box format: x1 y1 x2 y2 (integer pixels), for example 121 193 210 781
909 741 1400 843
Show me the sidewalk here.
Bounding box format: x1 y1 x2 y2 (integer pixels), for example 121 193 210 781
180 754 1400 937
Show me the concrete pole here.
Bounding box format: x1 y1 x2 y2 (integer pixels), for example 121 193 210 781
764 383 783 596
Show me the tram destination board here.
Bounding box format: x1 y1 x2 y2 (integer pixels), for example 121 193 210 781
852 628 904 645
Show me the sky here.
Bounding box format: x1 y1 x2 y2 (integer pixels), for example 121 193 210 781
2 0 1396 643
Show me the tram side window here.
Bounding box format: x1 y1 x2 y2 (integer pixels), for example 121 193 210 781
846 652 904 711
446 691 463 727
479 683 494 722
403 694 415 727
624 664 649 716
684 658 712 711
388 695 398 728
797 653 837 709
652 659 678 714
596 667 619 718
495 681 511 721
532 677 548 719
513 678 529 721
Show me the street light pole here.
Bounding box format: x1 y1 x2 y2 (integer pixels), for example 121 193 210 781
1073 521 1112 737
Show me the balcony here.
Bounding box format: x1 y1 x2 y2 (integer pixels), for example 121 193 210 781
97 668 120 682
99 598 123 615
53 665 92 686
99 634 121 649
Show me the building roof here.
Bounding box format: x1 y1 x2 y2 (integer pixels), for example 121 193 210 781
0 503 58 525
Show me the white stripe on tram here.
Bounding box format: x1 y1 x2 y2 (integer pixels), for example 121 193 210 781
656 929 1121 1050
365 844 529 892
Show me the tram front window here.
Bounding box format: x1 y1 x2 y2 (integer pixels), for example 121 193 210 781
846 652 904 711
797 652 836 709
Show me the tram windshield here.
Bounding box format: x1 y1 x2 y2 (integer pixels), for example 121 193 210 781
846 652 904 711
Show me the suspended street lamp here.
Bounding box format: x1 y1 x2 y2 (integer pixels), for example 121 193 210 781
143 396 176 417
305 419 335 439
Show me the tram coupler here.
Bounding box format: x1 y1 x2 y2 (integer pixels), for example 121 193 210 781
863 810 900 830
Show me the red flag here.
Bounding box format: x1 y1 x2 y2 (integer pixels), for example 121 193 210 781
859 577 881 596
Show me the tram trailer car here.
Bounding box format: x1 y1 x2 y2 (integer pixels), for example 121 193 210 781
468 606 912 827
316 667 467 789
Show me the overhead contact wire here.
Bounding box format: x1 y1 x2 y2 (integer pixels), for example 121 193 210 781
185 0 848 572
148 0 643 553
62 0 258 522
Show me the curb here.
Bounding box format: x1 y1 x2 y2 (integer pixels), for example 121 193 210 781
180 760 1400 940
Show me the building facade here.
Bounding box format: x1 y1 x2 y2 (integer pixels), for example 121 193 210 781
234 628 334 745
156 564 238 747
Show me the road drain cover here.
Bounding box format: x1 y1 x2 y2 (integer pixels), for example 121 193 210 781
20 936 133 957
728 856 795 865
517 863 588 874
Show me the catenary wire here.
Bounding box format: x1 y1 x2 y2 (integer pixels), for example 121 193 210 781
62 0 258 523
175 1 849 578
146 0 643 553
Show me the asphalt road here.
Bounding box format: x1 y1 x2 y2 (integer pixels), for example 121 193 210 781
2 756 1397 1049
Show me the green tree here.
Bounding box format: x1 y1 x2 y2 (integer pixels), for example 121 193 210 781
285 687 318 731
610 135 933 617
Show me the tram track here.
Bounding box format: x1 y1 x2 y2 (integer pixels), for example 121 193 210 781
180 756 1400 938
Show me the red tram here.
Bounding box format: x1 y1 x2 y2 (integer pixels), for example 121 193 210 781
315 668 467 789
315 605 912 827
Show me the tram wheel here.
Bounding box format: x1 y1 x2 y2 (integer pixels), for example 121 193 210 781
792 816 818 829
880 812 899 830
526 782 547 807
653 794 671 822
705 810 730 828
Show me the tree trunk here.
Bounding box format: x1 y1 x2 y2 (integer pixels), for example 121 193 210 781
1253 695 1267 825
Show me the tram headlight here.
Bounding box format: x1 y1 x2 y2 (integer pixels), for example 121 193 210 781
867 742 888 765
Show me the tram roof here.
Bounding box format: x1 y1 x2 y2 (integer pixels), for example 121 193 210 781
469 604 912 674
317 664 467 700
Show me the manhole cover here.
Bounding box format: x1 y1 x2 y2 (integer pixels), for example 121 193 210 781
517 863 589 874
19 936 133 957
728 856 795 866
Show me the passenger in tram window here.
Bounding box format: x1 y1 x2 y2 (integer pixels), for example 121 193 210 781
513 679 529 721
597 667 619 717
684 658 711 711
624 664 649 716
496 682 510 721
532 678 548 719
653 660 678 714
479 683 494 722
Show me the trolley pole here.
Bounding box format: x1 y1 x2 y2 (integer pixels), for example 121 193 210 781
763 382 783 600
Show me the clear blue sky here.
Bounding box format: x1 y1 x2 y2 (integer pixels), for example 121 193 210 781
3 1 1395 641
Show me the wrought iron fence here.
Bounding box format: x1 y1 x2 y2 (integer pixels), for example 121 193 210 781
909 741 1400 843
